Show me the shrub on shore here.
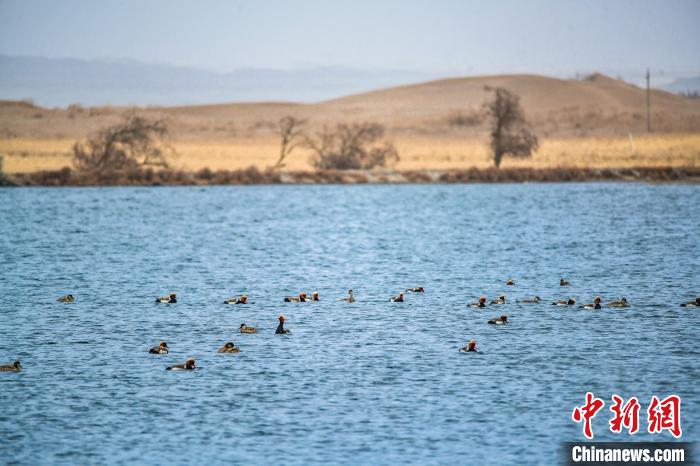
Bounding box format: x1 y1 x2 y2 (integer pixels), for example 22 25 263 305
305 122 399 170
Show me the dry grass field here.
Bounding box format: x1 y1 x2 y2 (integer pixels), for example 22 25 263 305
2 133 698 174
1 73 699 175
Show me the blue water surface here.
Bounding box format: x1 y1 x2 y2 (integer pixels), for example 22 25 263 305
0 183 698 465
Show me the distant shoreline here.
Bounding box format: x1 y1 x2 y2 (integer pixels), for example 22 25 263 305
2 166 699 187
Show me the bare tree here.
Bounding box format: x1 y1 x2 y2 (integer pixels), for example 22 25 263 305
485 88 538 168
73 114 172 172
273 116 306 169
305 122 399 170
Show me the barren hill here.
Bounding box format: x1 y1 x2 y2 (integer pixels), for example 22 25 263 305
161 73 700 133
1 73 699 174
323 73 695 115
2 73 699 141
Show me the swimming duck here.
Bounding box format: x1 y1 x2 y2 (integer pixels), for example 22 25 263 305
217 342 241 353
284 292 307 302
581 297 602 310
520 296 541 304
488 314 509 325
406 287 425 293
275 315 291 334
224 295 248 305
166 358 195 371
608 298 629 308
0 361 21 372
459 340 478 353
309 292 320 301
552 298 576 306
506 279 515 286
57 294 74 302
240 323 258 334
680 297 700 307
560 279 571 286
339 290 355 302
490 294 506 305
156 293 177 304
389 293 404 302
468 296 487 308
148 341 169 354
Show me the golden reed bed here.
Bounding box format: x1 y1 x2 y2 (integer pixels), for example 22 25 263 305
1 133 698 174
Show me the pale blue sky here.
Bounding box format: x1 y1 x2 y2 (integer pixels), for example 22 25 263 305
0 0 698 77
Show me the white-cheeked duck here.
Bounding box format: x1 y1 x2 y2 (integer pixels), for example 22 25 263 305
156 293 177 304
488 315 509 325
552 298 576 306
339 290 355 302
680 297 700 307
217 342 241 353
240 323 258 334
490 294 506 305
149 341 169 354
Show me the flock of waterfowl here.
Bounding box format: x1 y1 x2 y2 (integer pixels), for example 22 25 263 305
1 282 698 372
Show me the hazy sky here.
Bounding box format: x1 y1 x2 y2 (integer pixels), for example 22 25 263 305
1 0 698 77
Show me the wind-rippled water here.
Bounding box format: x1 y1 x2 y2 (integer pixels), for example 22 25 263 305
1 184 698 465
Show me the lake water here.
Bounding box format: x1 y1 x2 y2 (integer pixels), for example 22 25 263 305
1 183 698 465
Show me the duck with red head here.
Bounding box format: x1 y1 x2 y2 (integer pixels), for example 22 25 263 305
459 340 478 353
166 358 195 371
224 295 248 305
581 297 602 310
389 292 404 302
284 292 307 303
310 292 320 301
275 315 291 334
469 296 487 308
148 341 168 354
